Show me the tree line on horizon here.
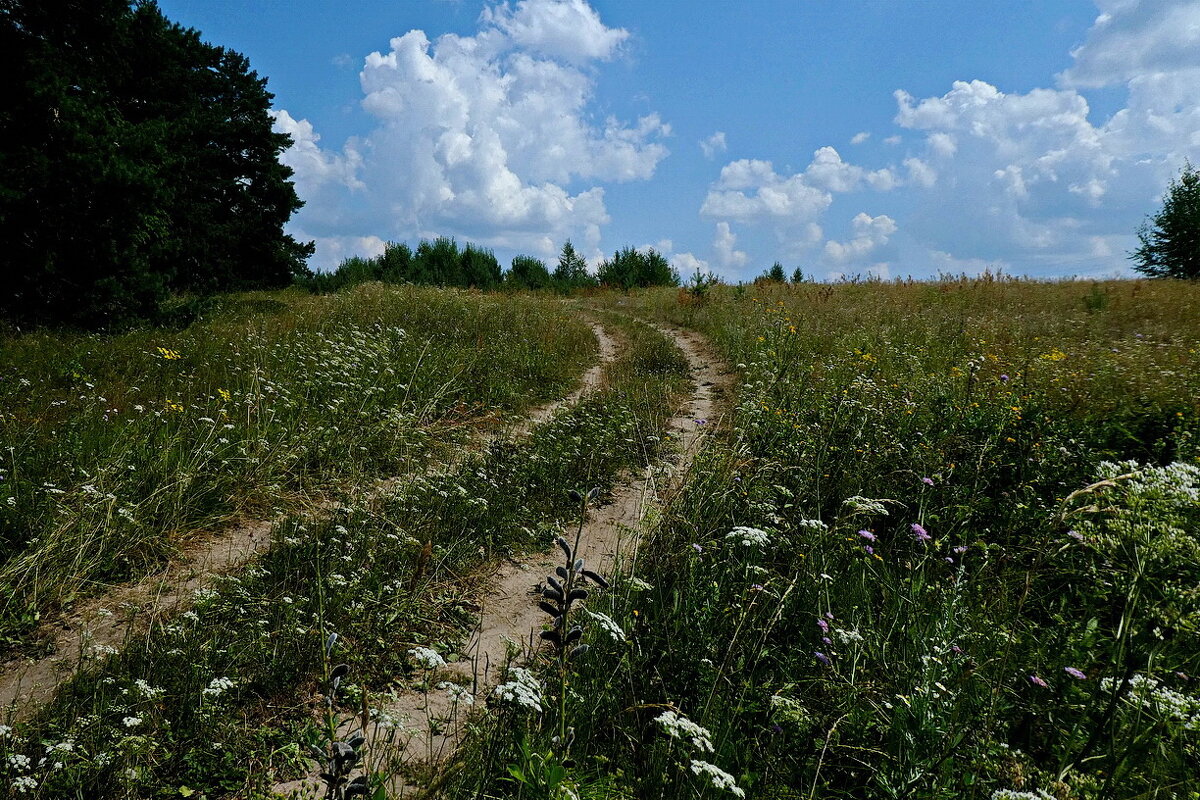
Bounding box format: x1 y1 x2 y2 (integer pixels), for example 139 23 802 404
301 238 682 294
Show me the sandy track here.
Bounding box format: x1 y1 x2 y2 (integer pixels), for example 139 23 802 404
0 323 618 721
276 321 730 796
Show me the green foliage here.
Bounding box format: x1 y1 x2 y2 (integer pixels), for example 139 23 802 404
1131 161 1200 279
506 279 1200 799
7 312 688 798
0 0 312 329
553 240 596 290
790 267 806 284
0 284 596 648
302 237 503 292
597 246 679 290
508 255 554 290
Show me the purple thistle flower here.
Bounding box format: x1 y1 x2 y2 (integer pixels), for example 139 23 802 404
858 529 877 541
814 651 831 666
864 545 874 555
953 545 967 554
944 556 955 564
1029 674 1049 688
692 543 703 554
999 374 1010 383
821 636 832 645
911 523 931 542
817 618 829 632
824 611 834 620
1064 667 1087 680
921 476 935 486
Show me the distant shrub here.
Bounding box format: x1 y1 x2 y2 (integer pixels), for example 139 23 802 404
597 246 679 290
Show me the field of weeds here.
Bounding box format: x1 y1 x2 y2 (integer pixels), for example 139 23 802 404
0 297 690 797
0 283 596 651
446 279 1200 799
1 277 1198 800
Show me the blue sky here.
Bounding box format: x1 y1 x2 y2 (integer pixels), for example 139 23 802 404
157 0 1200 280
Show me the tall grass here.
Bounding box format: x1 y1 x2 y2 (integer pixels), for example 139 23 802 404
0 311 690 798
449 278 1200 799
0 284 596 650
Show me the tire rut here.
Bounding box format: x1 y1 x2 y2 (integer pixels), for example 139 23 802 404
275 321 730 797
0 323 618 722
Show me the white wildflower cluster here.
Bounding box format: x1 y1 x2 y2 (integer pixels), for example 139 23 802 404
409 647 446 670
10 776 37 794
833 628 864 645
769 694 812 726
1098 460 1200 503
1101 673 1200 730
369 706 410 731
797 518 829 531
726 526 770 547
436 682 475 706
990 790 1054 800
492 667 544 713
585 609 626 643
689 760 746 797
655 710 714 753
8 753 32 771
203 677 236 697
133 679 164 699
122 716 142 729
842 496 890 516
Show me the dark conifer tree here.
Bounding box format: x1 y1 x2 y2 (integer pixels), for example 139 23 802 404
0 0 311 327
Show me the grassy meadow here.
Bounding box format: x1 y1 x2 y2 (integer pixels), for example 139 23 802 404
0 304 689 798
444 278 1200 800
0 284 596 650
1 276 1198 799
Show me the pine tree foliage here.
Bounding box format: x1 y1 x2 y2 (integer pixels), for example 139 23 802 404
553 240 594 289
0 0 312 327
596 246 679 289
1131 162 1200 280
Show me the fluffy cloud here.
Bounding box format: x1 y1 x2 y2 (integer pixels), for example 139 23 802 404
891 67 1200 269
696 1 1200 278
823 213 897 265
712 222 748 269
1059 0 1200 88
700 131 727 160
277 0 668 268
699 147 896 263
883 1 1200 274
479 0 629 64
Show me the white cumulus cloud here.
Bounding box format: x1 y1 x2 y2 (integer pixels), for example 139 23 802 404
823 213 897 265
712 222 748 269
1059 0 1200 89
700 131 727 160
276 0 668 269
